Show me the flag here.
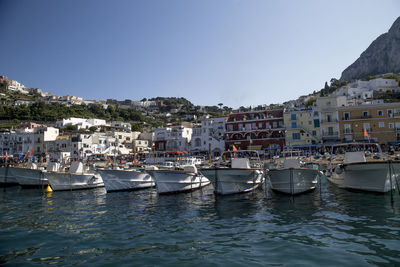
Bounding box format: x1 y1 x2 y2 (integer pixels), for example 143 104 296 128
30 147 34 155
134 159 137 165
364 128 369 137
232 145 238 151
6 152 8 161
25 150 29 158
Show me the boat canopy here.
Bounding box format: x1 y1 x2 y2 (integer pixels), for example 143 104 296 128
167 151 188 154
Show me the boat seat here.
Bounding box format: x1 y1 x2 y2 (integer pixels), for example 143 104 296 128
26 162 38 169
283 158 301 168
47 162 60 172
69 161 85 173
344 152 366 163
232 158 250 169
183 165 197 173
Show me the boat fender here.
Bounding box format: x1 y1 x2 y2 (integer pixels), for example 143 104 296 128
335 164 344 174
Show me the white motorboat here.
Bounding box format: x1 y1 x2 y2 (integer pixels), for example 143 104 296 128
268 157 320 195
97 168 154 192
199 151 264 195
146 165 210 194
46 161 104 191
328 143 400 193
0 166 18 186
9 162 48 187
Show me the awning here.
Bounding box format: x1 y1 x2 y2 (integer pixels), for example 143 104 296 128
247 145 262 150
167 151 188 154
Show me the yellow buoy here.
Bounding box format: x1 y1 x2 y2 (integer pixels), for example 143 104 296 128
45 184 53 193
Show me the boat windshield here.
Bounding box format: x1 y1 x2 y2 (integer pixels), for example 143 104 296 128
215 150 263 169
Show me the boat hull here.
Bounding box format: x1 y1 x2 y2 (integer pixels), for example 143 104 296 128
332 162 400 193
148 170 210 194
0 166 18 186
9 167 47 187
268 168 319 195
46 172 104 191
97 169 155 192
200 168 263 195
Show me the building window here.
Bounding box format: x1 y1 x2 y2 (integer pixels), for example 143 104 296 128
326 114 332 122
273 121 277 128
378 122 385 128
362 111 369 118
389 123 394 129
377 110 383 116
363 123 370 131
314 119 320 128
344 112 350 120
291 114 296 120
312 130 317 136
308 121 312 125
291 122 297 129
388 109 393 117
292 133 300 140
344 124 351 134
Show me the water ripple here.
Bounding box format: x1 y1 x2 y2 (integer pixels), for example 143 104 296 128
1 181 400 266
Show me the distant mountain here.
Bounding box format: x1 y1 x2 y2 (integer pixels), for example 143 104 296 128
340 17 400 81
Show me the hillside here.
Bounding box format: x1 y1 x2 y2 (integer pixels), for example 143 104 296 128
340 17 400 81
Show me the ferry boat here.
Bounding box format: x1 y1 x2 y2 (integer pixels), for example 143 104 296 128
0 166 18 186
328 143 400 193
46 161 104 191
267 151 321 195
199 150 264 195
97 168 154 192
146 164 210 194
9 162 48 187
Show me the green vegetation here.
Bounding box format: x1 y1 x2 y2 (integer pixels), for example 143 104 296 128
0 101 153 125
319 78 350 96
0 80 8 93
361 73 400 83
305 97 316 107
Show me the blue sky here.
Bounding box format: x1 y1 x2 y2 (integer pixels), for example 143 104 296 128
0 0 399 108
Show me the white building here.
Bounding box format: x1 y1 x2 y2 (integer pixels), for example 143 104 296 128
154 125 192 151
33 126 59 154
316 95 347 143
191 117 226 156
8 80 29 94
56 117 107 130
0 130 35 156
109 121 132 132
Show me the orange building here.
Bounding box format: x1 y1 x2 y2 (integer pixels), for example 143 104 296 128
338 102 400 145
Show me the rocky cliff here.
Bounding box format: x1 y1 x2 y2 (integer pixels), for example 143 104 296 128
340 17 400 81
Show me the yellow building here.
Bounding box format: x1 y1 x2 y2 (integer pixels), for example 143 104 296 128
338 102 400 144
284 108 321 148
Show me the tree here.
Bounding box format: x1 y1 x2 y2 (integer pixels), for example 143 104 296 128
89 126 98 132
305 97 316 107
218 103 223 109
324 81 329 90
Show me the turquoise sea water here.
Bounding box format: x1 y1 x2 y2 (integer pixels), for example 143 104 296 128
1 179 400 266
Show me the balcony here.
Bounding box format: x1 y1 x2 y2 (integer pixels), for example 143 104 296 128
322 131 339 138
226 116 282 123
225 127 285 134
343 129 353 134
320 119 338 123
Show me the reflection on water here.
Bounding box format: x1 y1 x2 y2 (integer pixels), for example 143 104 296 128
0 178 400 266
